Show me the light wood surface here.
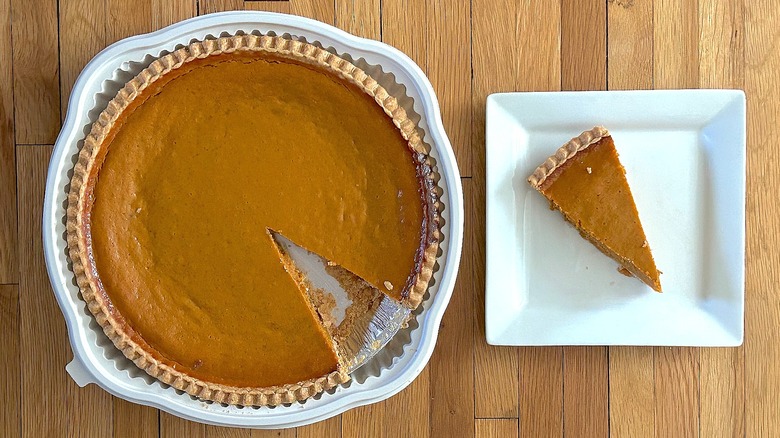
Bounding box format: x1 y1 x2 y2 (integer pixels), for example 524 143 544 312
1 0 777 436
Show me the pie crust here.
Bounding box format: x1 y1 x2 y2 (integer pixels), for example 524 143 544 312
528 126 610 189
65 35 440 406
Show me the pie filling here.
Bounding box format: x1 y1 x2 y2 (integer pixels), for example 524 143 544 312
84 50 434 388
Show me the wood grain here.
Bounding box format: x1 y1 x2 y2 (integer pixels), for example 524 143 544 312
471 0 519 419
609 348 655 438
152 0 197 29
205 426 250 438
606 2 655 437
475 419 518 438
161 412 205 437
297 416 341 438
698 1 746 437
334 0 379 40
0 285 19 438
561 0 607 91
655 347 699 438
106 0 153 44
745 0 780 436
113 399 158 438
519 347 563 438
563 348 608 438
10 0 59 144
290 0 335 23
58 0 105 117
426 0 471 176
0 0 16 284
607 0 653 90
243 2 291 13
18 145 69 438
430 180 474 437
200 0 243 14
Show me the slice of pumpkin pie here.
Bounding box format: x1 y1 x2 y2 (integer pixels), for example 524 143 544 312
528 126 662 292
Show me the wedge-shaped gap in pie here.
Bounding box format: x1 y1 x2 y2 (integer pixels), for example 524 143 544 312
267 228 412 373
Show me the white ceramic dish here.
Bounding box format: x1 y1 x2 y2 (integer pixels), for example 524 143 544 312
42 11 463 428
485 90 745 347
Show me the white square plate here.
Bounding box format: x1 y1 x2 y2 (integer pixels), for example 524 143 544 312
485 90 745 346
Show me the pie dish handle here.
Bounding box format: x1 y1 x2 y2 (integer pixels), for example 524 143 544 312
66 357 96 387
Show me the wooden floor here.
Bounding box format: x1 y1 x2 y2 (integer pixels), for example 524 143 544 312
1 0 778 436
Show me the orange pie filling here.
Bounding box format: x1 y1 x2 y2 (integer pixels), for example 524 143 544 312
82 51 435 389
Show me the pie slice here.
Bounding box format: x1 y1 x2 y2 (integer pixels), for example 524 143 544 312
528 126 662 292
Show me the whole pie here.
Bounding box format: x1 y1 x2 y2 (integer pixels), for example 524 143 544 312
66 35 440 406
528 126 661 291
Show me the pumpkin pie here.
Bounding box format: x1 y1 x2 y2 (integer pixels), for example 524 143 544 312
66 35 440 406
528 126 661 292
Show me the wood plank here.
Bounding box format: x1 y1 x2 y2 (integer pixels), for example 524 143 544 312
10 0 60 143
17 146 111 438
653 2 701 437
426 0 471 176
0 0 16 283
430 180 474 437
290 0 335 23
561 0 607 91
607 0 653 90
563 348 608 437
113 399 158 438
654 347 699 438
560 3 608 437
205 426 250 438
381 0 426 68
243 1 291 13
297 416 340 438
152 0 197 29
17 145 68 438
471 0 519 419
58 0 105 118
200 0 243 14
334 0 380 40
519 347 562 438
0 285 19 438
744 1 780 436
475 419 518 438
161 412 205 437
106 0 153 44
606 2 655 437
654 0 699 89
385 369 430 438
698 1 746 437
609 348 654 438
342 403 383 438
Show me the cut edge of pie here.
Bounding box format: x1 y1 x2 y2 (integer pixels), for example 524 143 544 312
527 126 662 292
65 35 441 406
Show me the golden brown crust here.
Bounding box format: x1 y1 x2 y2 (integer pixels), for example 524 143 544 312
527 126 610 189
65 35 439 406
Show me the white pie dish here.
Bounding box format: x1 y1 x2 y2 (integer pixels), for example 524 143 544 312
42 11 463 428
